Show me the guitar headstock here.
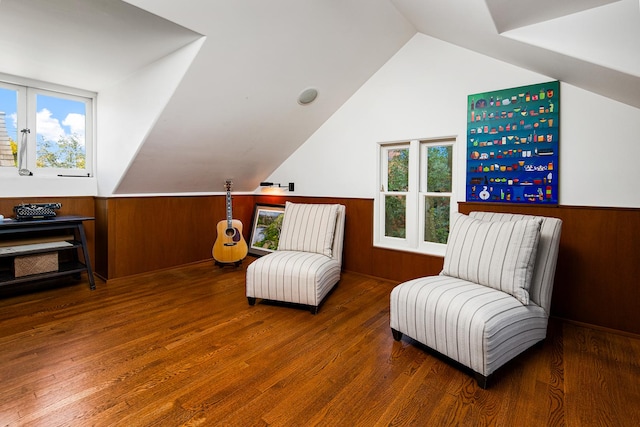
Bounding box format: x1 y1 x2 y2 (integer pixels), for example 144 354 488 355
224 179 232 192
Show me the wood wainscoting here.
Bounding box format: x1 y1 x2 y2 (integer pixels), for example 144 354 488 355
91 195 639 335
93 195 446 283
1 195 636 335
94 196 254 280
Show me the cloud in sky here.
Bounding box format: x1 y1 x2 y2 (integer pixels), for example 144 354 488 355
62 113 86 141
37 108 85 145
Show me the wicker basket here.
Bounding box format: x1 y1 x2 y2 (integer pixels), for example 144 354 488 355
14 253 58 277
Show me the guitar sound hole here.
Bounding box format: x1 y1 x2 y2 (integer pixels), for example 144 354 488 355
225 228 235 237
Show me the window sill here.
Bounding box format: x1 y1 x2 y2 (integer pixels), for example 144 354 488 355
373 242 446 258
0 175 97 197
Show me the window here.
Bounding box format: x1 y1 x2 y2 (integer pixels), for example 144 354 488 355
375 138 456 256
0 78 94 177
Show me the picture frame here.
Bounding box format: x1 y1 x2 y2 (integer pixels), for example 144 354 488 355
466 80 559 205
248 204 285 257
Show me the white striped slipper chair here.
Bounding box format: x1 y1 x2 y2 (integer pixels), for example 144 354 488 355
390 211 562 388
246 202 346 314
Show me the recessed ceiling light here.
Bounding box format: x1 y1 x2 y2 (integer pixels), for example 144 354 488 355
298 87 318 105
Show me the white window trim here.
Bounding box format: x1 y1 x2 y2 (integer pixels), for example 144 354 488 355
374 137 457 257
0 73 96 178
417 139 455 256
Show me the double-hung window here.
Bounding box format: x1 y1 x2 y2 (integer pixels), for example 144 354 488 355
0 78 94 177
375 137 456 256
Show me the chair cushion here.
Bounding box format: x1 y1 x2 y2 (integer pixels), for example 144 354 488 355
278 202 339 257
246 251 341 306
469 212 562 313
390 275 549 376
442 212 542 305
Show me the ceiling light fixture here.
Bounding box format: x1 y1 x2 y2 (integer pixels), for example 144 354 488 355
297 88 318 105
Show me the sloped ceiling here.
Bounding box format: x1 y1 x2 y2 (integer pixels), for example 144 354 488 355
0 0 202 91
0 0 638 194
392 0 640 108
114 0 416 194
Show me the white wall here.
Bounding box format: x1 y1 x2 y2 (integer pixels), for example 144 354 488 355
97 37 205 197
0 38 205 199
559 85 640 207
267 33 640 209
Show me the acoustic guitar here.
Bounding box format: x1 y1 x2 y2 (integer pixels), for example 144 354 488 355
212 180 248 266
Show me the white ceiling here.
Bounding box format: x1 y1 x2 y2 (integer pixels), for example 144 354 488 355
0 0 638 194
0 0 201 90
392 0 640 107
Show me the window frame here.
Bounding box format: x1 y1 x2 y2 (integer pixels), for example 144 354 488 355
417 139 455 255
375 137 457 257
0 74 96 177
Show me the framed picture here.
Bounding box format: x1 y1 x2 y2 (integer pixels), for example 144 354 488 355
466 80 559 205
248 204 285 257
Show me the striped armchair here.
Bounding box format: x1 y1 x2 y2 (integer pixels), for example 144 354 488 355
390 211 562 388
246 202 346 314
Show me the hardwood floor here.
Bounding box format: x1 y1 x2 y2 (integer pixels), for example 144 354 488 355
0 259 639 426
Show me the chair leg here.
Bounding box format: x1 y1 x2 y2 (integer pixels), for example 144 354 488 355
474 372 490 389
310 305 319 315
247 297 256 306
391 328 403 341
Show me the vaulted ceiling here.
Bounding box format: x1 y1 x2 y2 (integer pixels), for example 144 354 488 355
0 0 638 194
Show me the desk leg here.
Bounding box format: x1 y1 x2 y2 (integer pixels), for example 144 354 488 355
77 223 96 290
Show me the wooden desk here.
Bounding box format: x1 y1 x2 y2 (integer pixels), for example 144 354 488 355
0 216 95 290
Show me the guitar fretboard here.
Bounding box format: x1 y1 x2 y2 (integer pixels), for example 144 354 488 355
225 180 233 229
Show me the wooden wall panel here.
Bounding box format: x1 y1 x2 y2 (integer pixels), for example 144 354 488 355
94 197 108 280
101 196 223 278
94 195 257 280
3 194 636 334
370 247 444 282
84 194 443 284
87 195 640 335
459 202 640 335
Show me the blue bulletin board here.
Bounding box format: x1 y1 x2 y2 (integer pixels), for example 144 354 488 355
466 81 559 204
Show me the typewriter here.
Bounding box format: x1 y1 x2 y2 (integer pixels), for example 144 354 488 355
13 203 62 220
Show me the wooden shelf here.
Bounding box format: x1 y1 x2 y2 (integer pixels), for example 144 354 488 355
0 216 95 290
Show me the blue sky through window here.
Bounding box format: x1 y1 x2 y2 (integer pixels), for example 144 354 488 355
0 88 86 145
36 94 86 147
0 87 18 141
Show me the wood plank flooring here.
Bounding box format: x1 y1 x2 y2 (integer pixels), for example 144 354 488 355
0 259 639 426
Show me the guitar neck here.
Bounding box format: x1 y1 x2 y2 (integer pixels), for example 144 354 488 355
226 189 233 228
